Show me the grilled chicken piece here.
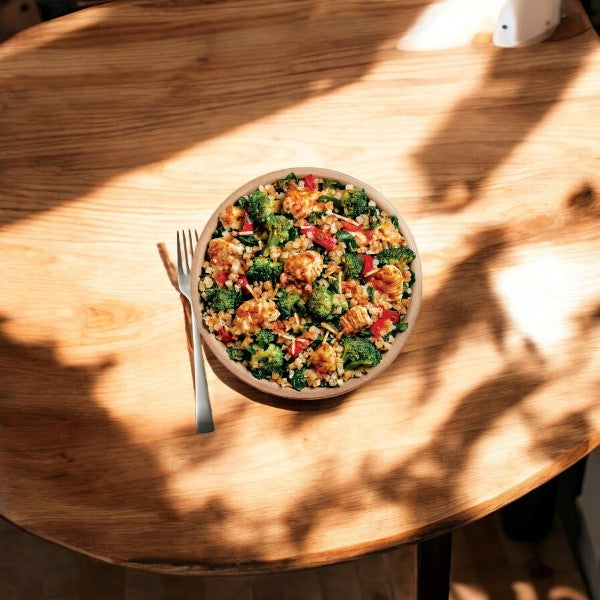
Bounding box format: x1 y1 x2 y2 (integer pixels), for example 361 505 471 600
309 342 337 374
219 205 246 230
368 264 404 302
232 299 280 335
282 188 324 220
207 237 244 266
283 250 323 283
340 305 372 334
342 279 369 306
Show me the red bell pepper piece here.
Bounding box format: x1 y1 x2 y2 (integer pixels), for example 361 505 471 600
238 273 251 293
217 328 233 344
300 225 337 251
288 335 313 357
215 269 228 287
304 174 316 191
361 254 374 277
340 220 361 232
381 309 400 323
241 212 254 233
370 309 400 338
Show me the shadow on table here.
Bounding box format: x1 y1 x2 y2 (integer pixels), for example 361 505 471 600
0 185 598 578
2 1 595 231
0 0 429 229
277 180 600 552
412 29 597 212
0 315 264 566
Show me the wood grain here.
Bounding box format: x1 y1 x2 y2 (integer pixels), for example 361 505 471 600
0 0 599 575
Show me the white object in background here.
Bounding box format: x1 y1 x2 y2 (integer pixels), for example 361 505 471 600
397 0 507 51
493 0 562 47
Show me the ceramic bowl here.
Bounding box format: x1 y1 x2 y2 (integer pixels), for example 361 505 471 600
191 168 422 400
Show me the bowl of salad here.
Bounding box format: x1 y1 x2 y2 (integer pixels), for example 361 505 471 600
191 168 421 399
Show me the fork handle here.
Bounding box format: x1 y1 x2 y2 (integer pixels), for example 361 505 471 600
191 309 215 434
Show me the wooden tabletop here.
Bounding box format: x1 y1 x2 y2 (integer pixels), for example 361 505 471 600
1 0 599 576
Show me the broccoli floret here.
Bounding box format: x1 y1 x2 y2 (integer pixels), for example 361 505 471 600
265 214 293 250
254 329 276 348
378 246 416 267
227 348 245 362
289 368 307 391
307 286 334 319
210 288 242 312
249 343 284 374
248 190 274 223
335 188 369 219
341 337 382 371
277 290 305 320
341 254 362 279
335 230 359 252
246 257 283 284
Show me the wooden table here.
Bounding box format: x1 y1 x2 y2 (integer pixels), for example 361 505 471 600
1 0 599 596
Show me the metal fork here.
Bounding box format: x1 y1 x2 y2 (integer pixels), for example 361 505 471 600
177 230 215 434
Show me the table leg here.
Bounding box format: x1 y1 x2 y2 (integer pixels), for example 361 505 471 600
416 531 452 600
500 476 559 542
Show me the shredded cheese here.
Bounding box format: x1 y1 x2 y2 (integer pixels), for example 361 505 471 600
277 332 296 341
332 213 360 225
363 268 380 278
321 323 339 336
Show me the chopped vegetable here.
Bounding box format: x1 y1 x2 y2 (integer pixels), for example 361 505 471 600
241 212 254 233
249 343 284 373
370 309 400 338
210 288 242 313
378 246 416 267
227 348 245 361
360 254 374 277
246 257 283 284
289 368 308 391
254 329 276 348
288 335 313 357
340 220 361 232
335 230 359 252
307 286 334 319
300 225 337 250
215 269 228 287
341 254 362 279
304 174 316 190
248 190 274 223
265 214 294 250
341 337 381 370
217 328 234 344
237 234 259 247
